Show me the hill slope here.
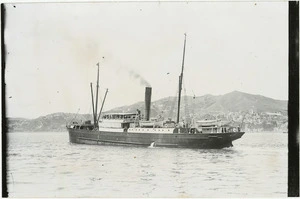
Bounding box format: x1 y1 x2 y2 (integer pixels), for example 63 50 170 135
6 91 287 132
109 91 287 118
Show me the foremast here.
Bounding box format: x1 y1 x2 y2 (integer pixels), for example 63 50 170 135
176 33 187 124
91 63 108 129
94 64 100 128
90 83 96 126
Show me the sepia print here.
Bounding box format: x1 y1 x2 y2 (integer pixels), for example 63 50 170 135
3 1 293 197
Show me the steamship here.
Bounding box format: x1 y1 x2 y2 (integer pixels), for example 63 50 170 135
67 34 244 149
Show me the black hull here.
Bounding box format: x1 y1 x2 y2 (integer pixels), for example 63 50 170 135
67 128 244 149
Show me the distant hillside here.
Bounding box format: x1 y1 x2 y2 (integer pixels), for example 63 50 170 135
7 113 92 132
201 91 286 113
6 91 287 132
108 91 287 118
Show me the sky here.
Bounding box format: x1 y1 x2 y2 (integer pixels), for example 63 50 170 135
4 2 288 119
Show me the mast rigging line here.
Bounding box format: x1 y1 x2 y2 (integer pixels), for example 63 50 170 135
97 88 109 123
176 33 187 124
182 79 191 124
168 89 178 121
90 83 96 126
94 64 100 127
90 63 109 127
69 108 81 125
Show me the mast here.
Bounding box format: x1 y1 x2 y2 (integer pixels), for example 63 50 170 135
97 88 108 123
176 33 187 124
95 63 100 127
90 83 96 126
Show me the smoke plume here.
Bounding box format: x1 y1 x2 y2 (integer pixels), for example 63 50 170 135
129 70 151 87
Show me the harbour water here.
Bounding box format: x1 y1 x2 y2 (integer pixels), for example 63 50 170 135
7 132 287 197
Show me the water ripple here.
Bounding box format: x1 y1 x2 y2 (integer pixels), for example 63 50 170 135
7 132 287 197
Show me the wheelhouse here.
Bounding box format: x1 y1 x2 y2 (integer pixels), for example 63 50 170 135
102 113 139 121
100 113 139 129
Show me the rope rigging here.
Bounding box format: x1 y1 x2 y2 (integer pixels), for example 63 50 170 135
69 108 81 124
167 88 178 121
182 79 191 125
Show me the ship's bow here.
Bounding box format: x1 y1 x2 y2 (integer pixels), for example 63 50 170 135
67 127 78 143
